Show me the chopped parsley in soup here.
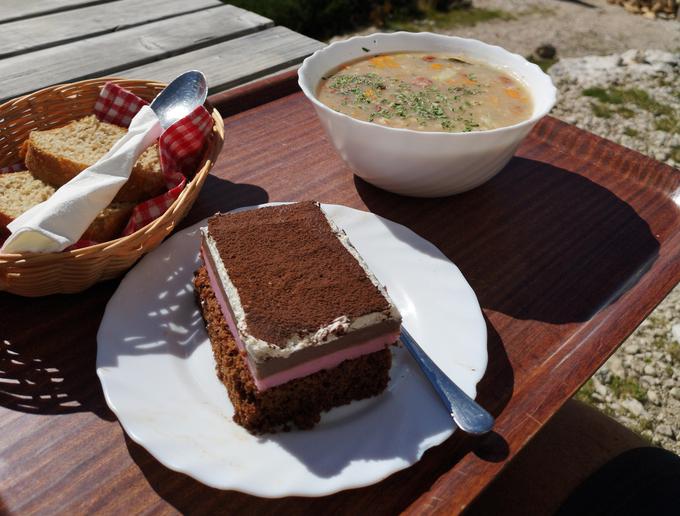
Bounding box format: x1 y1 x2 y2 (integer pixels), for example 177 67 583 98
317 52 532 132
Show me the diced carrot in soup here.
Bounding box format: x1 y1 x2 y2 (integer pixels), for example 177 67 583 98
317 52 532 132
369 55 400 68
505 88 521 99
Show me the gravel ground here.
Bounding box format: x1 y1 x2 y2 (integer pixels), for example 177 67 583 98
550 50 680 453
335 0 680 57
430 0 680 58
335 1 680 452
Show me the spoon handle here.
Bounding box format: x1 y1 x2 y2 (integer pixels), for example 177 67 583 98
400 327 494 435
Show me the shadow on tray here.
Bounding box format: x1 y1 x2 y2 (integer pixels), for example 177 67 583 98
179 174 270 228
0 280 119 420
0 176 268 419
355 157 660 324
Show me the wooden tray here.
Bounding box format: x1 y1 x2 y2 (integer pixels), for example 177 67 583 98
1 70 679 515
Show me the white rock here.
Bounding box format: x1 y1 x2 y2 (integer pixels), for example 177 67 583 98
625 343 640 354
596 369 612 384
609 356 626 378
641 375 658 385
619 416 635 426
621 398 646 417
671 387 680 400
642 50 678 66
644 364 656 375
621 49 647 65
657 424 674 438
647 390 660 405
672 324 680 344
593 377 608 397
632 360 646 374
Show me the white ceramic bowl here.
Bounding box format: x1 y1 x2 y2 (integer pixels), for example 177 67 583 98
298 32 557 197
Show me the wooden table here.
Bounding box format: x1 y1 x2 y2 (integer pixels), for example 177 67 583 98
2 6 680 515
0 0 323 102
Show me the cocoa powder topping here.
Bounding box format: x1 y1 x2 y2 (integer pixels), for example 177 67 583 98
207 202 391 347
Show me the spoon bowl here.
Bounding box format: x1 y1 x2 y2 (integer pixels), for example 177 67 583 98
150 70 208 130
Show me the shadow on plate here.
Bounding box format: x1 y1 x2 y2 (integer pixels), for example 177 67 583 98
0 281 118 420
355 157 659 324
124 318 513 513
95 266 208 367
256 316 513 478
96 176 269 368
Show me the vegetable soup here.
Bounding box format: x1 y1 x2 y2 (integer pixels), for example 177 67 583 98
317 52 532 132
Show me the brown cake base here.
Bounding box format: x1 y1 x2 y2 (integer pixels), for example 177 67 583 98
193 267 392 434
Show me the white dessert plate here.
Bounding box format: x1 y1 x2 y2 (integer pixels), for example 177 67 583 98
97 203 487 497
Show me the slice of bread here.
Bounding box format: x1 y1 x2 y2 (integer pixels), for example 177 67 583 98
0 171 135 243
21 115 164 203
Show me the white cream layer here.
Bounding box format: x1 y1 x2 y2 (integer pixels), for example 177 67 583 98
201 206 401 363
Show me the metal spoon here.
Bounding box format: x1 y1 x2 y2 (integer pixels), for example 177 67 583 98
150 70 207 129
400 326 495 435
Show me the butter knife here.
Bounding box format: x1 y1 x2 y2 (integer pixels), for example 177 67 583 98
400 327 494 435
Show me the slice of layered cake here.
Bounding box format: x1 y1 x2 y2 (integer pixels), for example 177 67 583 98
194 201 401 433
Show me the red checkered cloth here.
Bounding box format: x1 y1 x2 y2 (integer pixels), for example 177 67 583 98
93 83 149 127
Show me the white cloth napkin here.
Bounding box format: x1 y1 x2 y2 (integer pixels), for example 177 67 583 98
2 106 162 253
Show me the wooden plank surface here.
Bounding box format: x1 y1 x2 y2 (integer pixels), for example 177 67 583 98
0 0 115 24
0 0 224 59
0 5 272 103
1 74 679 514
121 27 324 95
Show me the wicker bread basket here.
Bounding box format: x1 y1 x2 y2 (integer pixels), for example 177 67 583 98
0 78 225 296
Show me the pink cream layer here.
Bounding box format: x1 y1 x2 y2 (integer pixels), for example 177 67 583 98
201 245 398 391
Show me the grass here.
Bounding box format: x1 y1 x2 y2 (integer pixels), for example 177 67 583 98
623 127 639 137
636 418 655 444
577 375 647 405
638 418 654 431
386 7 514 31
583 87 679 134
582 87 674 116
575 378 596 403
653 334 669 349
656 116 680 133
590 102 613 119
669 342 680 363
617 107 635 119
671 146 680 163
609 376 647 403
